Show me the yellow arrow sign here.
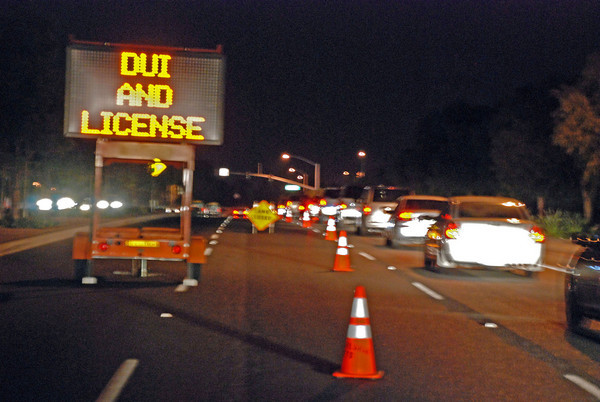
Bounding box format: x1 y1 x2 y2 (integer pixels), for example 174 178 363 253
247 200 281 231
150 158 167 177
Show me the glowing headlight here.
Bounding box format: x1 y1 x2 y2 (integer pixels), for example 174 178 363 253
36 198 53 211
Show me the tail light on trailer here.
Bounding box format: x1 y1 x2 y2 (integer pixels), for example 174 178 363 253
363 206 372 215
171 245 182 254
98 242 109 251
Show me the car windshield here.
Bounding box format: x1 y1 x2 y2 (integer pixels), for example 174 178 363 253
405 199 448 212
372 188 412 202
457 201 529 219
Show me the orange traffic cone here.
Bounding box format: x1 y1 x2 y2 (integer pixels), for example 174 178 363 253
302 211 312 228
325 217 338 241
285 209 293 223
333 286 384 379
332 231 352 272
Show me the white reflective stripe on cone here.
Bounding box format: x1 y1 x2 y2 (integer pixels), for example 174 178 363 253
338 237 348 247
351 298 369 318
337 247 349 256
347 324 372 339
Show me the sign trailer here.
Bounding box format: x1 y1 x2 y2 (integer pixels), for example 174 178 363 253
67 39 225 285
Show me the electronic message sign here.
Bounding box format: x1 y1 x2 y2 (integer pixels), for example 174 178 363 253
64 41 225 145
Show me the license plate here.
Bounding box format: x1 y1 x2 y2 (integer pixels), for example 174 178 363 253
125 240 160 248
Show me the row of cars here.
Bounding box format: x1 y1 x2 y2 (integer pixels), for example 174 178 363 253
378 193 600 335
381 195 545 274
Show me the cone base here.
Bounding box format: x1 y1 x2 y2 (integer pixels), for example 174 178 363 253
332 266 353 272
333 370 384 379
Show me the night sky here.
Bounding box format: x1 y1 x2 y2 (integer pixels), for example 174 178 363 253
3 0 600 186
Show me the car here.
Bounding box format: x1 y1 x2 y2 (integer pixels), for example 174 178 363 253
564 235 600 332
383 195 449 247
356 186 413 235
424 196 545 274
201 202 223 218
318 187 343 221
231 206 250 219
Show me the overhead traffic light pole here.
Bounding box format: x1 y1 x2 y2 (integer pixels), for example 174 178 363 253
218 168 316 190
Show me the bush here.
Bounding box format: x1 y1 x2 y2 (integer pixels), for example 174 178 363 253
536 210 587 239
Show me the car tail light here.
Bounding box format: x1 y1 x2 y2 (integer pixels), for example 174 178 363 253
444 222 460 239
299 205 305 211
339 203 347 209
171 245 182 254
98 242 109 251
319 199 326 206
363 206 372 215
529 226 545 243
398 211 412 221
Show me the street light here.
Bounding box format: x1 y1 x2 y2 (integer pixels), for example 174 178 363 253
357 150 366 179
281 153 320 190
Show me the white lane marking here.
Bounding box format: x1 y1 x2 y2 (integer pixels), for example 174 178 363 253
204 247 213 256
97 359 139 402
387 266 397 270
412 282 445 300
160 313 173 318
210 234 219 239
484 322 498 328
358 252 376 261
209 240 218 245
564 374 600 399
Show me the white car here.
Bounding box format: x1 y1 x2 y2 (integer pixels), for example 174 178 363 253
424 196 545 274
384 195 449 247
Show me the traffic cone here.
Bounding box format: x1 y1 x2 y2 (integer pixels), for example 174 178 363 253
325 217 338 241
302 211 312 228
332 231 352 272
333 286 384 379
285 208 293 223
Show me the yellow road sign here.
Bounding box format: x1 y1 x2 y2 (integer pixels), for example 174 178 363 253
247 200 280 231
150 158 167 176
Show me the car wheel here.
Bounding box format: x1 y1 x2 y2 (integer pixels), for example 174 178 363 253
565 276 586 331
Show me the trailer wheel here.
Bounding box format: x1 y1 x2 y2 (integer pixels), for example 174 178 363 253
187 262 202 281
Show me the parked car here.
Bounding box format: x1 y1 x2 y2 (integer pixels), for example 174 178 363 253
424 196 545 274
565 235 600 332
356 185 413 235
383 195 449 247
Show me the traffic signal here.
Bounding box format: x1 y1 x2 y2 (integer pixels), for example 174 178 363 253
149 158 167 177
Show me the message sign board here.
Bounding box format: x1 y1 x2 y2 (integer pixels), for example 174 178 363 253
64 41 225 145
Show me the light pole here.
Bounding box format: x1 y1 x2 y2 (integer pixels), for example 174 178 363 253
288 167 309 188
357 150 366 179
281 153 320 190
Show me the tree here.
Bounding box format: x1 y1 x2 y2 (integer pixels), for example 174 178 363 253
490 84 580 213
553 52 600 222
